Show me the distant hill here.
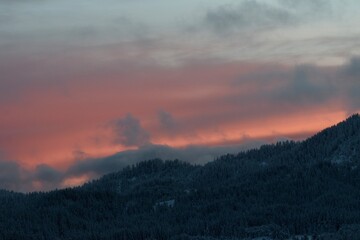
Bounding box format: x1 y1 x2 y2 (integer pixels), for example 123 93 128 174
1 114 360 240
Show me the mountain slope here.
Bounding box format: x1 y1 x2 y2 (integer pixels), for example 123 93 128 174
1 114 360 240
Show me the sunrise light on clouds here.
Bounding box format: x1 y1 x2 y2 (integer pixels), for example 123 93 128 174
1 0 360 191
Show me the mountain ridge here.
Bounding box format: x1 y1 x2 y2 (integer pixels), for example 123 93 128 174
1 114 360 240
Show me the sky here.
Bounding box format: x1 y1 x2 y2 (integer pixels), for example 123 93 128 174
1 0 360 191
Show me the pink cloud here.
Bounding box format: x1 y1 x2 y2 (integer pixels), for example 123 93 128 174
0 46 359 191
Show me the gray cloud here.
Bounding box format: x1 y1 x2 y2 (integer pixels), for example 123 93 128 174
231 64 335 109
0 140 265 192
340 57 360 112
66 141 264 178
0 12 12 24
204 0 335 35
34 164 62 183
0 0 42 3
157 110 178 134
67 155 128 178
278 0 331 15
348 89 360 113
205 1 295 34
0 160 22 190
0 160 63 192
32 164 63 191
343 57 360 77
272 65 336 105
113 114 151 147
215 57 360 128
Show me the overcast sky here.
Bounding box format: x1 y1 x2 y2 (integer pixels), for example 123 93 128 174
1 0 360 191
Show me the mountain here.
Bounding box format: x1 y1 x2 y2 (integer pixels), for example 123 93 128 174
1 114 360 240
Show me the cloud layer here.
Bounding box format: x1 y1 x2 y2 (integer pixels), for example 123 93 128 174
205 1 296 33
0 141 265 192
0 55 359 191
1 0 360 191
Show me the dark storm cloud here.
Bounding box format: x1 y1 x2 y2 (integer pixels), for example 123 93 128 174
113 114 151 147
205 0 295 33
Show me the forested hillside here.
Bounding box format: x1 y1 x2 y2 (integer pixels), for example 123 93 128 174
1 115 360 240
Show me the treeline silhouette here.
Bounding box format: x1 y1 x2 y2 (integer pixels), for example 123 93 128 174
1 115 360 239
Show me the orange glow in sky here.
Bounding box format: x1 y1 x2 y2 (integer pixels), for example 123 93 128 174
1 0 360 192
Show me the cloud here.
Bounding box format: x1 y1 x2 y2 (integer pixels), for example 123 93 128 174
32 164 63 191
157 110 178 134
66 154 130 178
226 65 334 119
0 140 264 192
271 65 336 105
203 0 335 35
343 57 360 77
0 160 22 190
34 164 62 183
112 114 151 147
340 57 360 112
1 56 360 193
0 160 63 192
205 1 295 34
66 141 264 178
0 0 42 3
281 58 360 111
0 0 359 193
278 0 331 15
